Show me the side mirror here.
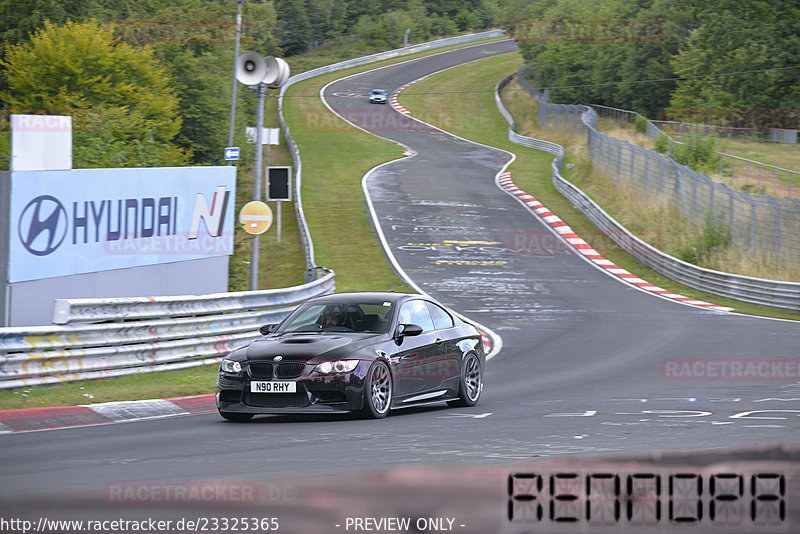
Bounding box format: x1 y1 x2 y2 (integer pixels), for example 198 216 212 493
396 323 423 340
259 324 277 336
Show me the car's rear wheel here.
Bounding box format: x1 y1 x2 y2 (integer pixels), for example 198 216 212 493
447 353 482 407
360 361 392 419
219 411 253 422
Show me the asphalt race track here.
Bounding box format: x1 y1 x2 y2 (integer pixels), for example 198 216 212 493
1 40 799 532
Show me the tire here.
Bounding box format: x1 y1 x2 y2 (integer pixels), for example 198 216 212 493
360 360 393 419
219 411 253 422
447 353 482 408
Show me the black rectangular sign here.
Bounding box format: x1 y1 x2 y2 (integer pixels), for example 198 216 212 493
267 167 291 201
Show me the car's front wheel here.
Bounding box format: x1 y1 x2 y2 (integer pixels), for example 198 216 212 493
219 411 253 422
360 361 392 419
447 353 482 407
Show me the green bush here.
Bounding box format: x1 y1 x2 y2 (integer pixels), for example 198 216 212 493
669 131 720 173
0 127 8 170
677 212 731 265
634 115 648 134
741 183 767 195
654 133 671 153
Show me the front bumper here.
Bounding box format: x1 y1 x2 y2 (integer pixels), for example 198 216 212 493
217 363 368 414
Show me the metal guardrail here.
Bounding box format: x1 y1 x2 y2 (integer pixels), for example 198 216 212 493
278 30 506 280
0 271 335 389
496 74 800 311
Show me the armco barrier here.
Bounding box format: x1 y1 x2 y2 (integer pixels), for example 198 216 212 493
278 30 506 280
0 270 335 389
496 74 800 311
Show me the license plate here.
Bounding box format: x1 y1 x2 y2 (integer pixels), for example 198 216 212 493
250 381 296 393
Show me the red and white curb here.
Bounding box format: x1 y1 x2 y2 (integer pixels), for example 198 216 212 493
0 394 217 433
479 331 491 354
498 172 732 312
390 80 418 115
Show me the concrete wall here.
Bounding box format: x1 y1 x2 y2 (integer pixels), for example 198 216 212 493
6 255 230 327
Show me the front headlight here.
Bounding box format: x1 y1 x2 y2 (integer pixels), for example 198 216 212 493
220 359 242 374
314 360 359 375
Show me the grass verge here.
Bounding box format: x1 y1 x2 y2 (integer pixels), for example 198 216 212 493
0 367 219 410
399 55 800 322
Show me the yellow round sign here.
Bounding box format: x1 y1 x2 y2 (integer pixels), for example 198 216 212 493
239 201 273 235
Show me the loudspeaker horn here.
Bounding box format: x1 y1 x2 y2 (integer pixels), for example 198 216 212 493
236 51 268 86
267 57 290 88
260 55 281 86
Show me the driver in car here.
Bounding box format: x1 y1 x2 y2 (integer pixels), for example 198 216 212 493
322 307 346 328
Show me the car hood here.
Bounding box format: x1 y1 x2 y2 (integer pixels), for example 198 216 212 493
242 333 385 361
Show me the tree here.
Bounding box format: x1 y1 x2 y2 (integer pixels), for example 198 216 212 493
275 0 312 55
667 0 800 127
1 20 188 167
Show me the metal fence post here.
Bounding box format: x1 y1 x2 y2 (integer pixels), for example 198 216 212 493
767 197 781 254
710 181 715 216
774 169 778 195
729 189 734 232
629 144 635 181
643 147 649 195
747 196 756 254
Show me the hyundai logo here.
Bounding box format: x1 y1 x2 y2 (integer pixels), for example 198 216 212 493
18 195 68 256
273 356 283 362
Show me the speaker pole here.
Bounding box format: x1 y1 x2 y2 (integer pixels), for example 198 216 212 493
227 0 244 166
265 109 281 243
250 82 265 291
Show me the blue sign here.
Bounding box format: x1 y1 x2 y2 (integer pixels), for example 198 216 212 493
224 146 240 161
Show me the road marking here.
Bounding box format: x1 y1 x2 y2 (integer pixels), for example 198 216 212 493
438 412 493 419
544 410 598 417
730 410 800 419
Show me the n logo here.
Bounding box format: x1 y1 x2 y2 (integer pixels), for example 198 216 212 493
188 186 230 239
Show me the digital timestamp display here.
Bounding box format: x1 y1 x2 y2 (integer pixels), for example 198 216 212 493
507 469 787 531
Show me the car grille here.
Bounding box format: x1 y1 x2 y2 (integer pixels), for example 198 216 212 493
275 362 304 378
248 362 273 379
248 362 304 379
243 390 309 409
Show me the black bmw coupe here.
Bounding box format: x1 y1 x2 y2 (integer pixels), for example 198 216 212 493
216 292 485 420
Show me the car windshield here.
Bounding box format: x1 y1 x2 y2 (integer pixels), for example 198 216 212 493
371 90 386 95
277 300 395 334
